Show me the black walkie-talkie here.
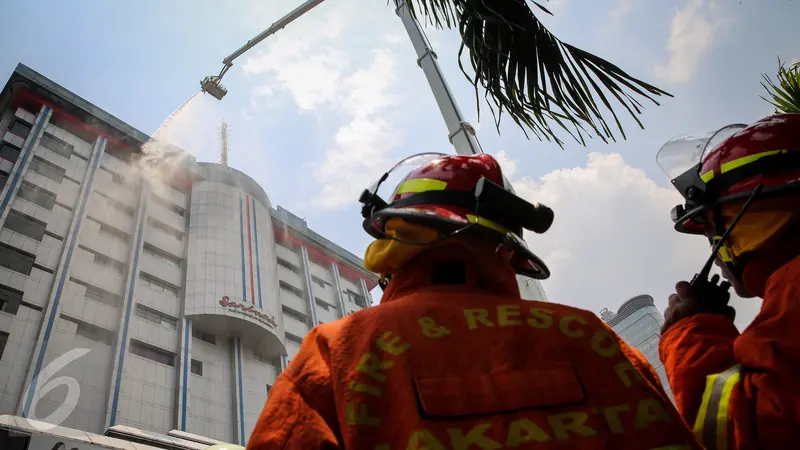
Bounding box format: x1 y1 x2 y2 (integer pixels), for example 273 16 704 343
690 184 764 312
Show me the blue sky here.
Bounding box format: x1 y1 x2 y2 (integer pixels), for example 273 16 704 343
2 0 798 327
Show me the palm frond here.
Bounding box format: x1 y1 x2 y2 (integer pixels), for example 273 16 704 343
401 0 672 147
761 58 800 114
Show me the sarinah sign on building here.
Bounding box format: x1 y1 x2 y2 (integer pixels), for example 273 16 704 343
219 296 278 329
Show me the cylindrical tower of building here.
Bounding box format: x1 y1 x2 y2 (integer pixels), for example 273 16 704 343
603 294 671 399
184 163 285 359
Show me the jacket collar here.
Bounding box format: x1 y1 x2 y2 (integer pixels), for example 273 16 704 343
741 231 800 298
380 245 520 303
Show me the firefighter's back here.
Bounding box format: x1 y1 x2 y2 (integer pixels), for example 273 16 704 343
321 286 701 449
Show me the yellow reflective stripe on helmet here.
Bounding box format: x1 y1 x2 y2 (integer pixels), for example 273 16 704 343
720 149 788 174
395 178 448 194
700 149 787 183
466 214 512 234
693 364 742 450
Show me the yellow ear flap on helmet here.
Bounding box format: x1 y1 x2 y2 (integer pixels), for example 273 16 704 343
364 218 440 275
711 204 795 261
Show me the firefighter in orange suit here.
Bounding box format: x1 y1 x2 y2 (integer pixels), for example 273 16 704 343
248 153 700 449
657 114 800 449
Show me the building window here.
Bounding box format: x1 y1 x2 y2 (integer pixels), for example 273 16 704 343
266 384 272 397
9 121 30 138
152 194 185 217
279 280 305 298
149 218 183 241
0 331 8 360
17 181 57 211
315 298 330 311
92 219 131 243
39 133 74 159
282 305 307 323
252 351 270 363
190 359 203 376
0 144 20 164
4 210 47 242
96 191 135 216
277 258 300 274
143 243 182 268
0 171 8 188
63 315 114 346
344 289 367 308
311 276 329 288
135 303 178 330
129 339 175 367
29 156 65 183
0 284 24 315
79 246 126 274
71 151 88 162
285 333 303 345
101 166 128 186
94 252 126 274
0 242 35 276
169 184 186 196
139 272 180 297
71 278 122 306
22 301 42 312
192 328 216 345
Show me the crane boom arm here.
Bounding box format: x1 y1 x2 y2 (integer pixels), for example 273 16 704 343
201 0 327 99
393 0 481 156
222 0 327 67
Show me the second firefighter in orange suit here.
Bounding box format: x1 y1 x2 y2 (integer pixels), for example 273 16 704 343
248 153 700 449
657 114 800 449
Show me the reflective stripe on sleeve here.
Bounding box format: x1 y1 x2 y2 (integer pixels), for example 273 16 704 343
692 364 742 450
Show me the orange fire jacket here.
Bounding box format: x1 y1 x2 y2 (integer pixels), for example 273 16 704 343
248 248 700 449
659 253 800 449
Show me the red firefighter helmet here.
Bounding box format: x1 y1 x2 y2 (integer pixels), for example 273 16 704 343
359 152 554 279
658 114 800 237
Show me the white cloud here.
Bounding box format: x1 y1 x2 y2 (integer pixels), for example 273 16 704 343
609 0 634 22
241 4 351 110
382 31 406 46
654 0 722 84
493 150 518 178
237 0 408 211
313 48 403 209
510 152 760 330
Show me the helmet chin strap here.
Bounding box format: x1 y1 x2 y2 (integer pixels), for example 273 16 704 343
712 204 737 265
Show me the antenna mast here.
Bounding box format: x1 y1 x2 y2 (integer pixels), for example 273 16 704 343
220 120 230 167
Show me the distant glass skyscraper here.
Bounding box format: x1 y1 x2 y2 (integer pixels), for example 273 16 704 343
600 295 672 400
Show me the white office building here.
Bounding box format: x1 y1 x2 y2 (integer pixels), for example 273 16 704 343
0 63 377 445
600 295 672 400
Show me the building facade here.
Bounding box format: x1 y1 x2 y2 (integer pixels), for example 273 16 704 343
600 295 672 399
0 64 377 445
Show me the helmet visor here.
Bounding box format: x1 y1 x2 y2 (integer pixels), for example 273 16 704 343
656 131 717 180
700 124 748 165
656 124 748 182
367 152 449 206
